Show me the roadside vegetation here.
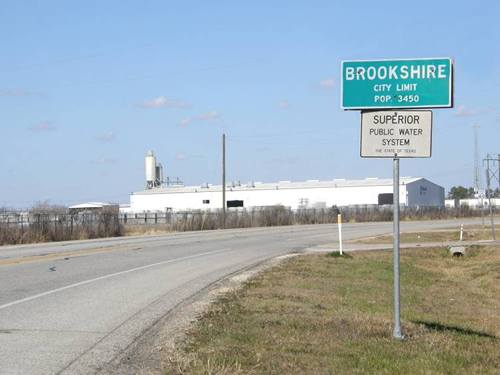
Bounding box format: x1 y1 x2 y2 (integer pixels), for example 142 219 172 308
122 205 492 235
0 203 122 246
1 204 496 246
166 245 500 374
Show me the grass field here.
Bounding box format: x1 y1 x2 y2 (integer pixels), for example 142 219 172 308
166 245 500 374
351 226 499 244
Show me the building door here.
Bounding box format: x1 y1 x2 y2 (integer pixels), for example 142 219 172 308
378 193 393 205
227 200 244 208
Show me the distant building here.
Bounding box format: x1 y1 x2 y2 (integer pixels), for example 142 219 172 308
445 198 499 208
125 177 445 213
68 202 118 213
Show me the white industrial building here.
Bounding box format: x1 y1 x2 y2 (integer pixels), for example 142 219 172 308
445 198 499 208
128 178 445 213
123 151 445 213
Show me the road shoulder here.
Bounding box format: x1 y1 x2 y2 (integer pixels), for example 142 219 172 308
97 253 299 374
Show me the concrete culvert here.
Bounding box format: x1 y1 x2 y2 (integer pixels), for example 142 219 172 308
449 246 466 257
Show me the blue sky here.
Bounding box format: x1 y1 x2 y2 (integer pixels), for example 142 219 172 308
0 0 498 207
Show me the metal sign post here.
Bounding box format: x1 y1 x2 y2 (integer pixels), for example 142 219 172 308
392 156 403 339
359 109 433 340
222 133 226 229
341 56 453 341
358 110 433 339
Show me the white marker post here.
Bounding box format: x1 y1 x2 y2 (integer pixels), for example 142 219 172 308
338 214 343 255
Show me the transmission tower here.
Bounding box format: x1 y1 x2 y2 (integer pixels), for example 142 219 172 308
483 154 500 188
483 153 499 240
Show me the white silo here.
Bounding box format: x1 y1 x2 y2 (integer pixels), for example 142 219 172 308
145 151 157 189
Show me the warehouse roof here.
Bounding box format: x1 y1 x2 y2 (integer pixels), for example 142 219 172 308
133 177 426 195
68 202 116 209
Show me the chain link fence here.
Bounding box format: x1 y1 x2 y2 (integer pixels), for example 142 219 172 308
1 205 493 246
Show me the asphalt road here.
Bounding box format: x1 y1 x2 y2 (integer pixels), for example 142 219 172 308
0 219 483 374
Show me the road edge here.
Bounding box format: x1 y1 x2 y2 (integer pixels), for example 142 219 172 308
95 253 300 374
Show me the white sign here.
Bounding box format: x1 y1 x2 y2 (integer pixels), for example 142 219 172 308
360 110 432 158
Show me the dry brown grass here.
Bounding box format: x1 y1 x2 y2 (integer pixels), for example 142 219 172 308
0 212 122 246
120 207 494 234
123 225 173 237
165 245 500 374
351 226 499 244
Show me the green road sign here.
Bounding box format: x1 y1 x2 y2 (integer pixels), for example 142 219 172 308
341 58 453 110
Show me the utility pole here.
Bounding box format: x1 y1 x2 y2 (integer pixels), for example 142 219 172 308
484 154 499 240
473 125 481 191
473 125 484 226
222 133 226 229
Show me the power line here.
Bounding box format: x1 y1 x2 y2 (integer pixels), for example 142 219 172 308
20 58 270 92
0 43 157 74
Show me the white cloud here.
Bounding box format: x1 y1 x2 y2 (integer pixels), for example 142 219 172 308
319 78 334 90
90 157 118 165
0 89 43 97
27 121 56 132
256 146 270 152
455 105 478 117
268 156 299 165
179 117 192 127
138 96 189 109
95 131 116 142
454 105 496 118
278 100 289 109
175 152 187 160
179 110 220 127
196 110 220 121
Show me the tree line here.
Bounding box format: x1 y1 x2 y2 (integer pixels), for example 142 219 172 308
448 186 500 200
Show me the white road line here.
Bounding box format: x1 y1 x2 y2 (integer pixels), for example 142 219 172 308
0 247 233 311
